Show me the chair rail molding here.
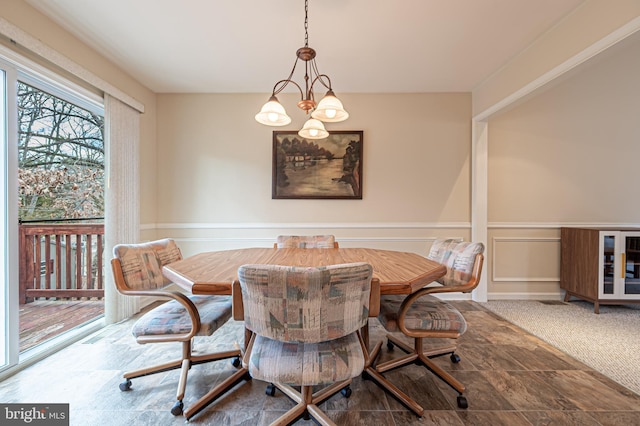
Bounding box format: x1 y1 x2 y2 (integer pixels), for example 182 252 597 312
148 222 472 230
489 222 640 229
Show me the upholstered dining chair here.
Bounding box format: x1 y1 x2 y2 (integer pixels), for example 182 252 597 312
237 262 373 426
110 239 242 416
376 239 484 414
274 234 339 248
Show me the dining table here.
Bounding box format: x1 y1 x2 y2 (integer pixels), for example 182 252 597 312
163 247 446 296
162 246 447 420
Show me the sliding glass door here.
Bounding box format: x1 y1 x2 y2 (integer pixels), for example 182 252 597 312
1 60 20 372
0 65 7 369
1 51 104 375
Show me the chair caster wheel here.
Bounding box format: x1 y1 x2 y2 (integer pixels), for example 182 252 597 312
387 341 394 350
231 356 241 368
340 386 352 398
450 353 461 363
119 379 132 391
457 395 468 409
171 400 184 416
265 383 276 396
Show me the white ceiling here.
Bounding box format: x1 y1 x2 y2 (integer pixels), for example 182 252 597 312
26 0 587 94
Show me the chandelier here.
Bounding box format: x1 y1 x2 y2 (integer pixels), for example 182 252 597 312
254 0 349 139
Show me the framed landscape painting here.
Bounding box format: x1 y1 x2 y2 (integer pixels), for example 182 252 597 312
272 131 363 199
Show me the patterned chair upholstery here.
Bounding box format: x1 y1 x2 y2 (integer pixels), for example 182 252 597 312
377 239 484 415
274 234 339 248
111 239 242 416
238 262 372 426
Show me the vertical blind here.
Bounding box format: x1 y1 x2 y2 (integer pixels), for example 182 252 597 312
104 94 141 322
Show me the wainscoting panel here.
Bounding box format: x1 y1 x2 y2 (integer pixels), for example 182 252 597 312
488 227 563 300
492 237 560 282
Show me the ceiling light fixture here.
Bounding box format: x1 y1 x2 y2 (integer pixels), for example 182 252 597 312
254 0 349 139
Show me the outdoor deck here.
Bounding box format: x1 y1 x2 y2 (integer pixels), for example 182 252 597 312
19 300 104 352
17 222 105 353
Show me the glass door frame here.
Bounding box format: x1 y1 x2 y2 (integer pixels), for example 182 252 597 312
600 230 640 300
0 47 105 377
599 232 617 298
0 58 20 373
620 231 640 297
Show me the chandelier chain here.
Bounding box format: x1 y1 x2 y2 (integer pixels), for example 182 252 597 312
304 0 309 47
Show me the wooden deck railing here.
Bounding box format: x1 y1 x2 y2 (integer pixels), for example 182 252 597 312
19 223 105 304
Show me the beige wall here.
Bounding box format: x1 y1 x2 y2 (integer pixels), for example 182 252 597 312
156 92 473 256
486 28 640 298
473 0 640 116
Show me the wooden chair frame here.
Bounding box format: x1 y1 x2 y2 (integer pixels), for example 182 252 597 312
111 254 245 416
375 253 484 416
273 235 339 249
229 274 381 426
273 241 340 248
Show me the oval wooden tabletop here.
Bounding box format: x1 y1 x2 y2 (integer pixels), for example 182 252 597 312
162 247 446 296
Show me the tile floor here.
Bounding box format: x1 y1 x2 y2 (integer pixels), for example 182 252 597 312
1 301 639 425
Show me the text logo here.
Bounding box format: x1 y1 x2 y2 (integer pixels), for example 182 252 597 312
1 404 69 425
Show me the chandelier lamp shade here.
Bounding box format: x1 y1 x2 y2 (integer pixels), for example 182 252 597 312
254 0 349 139
298 118 329 139
255 95 292 126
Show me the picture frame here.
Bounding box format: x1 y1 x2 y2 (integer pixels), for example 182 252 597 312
272 130 363 199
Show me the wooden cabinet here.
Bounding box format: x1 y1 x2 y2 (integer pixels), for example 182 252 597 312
561 227 640 313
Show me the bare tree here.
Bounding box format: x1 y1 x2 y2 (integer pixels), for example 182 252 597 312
18 82 104 220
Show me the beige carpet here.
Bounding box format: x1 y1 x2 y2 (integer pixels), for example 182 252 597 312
481 300 640 396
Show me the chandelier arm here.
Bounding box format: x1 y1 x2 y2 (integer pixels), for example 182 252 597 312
272 78 305 100
310 57 321 81
309 58 332 91
309 73 333 92
272 55 304 96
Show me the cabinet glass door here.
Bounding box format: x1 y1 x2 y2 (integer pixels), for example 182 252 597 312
602 235 615 295
623 233 640 295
